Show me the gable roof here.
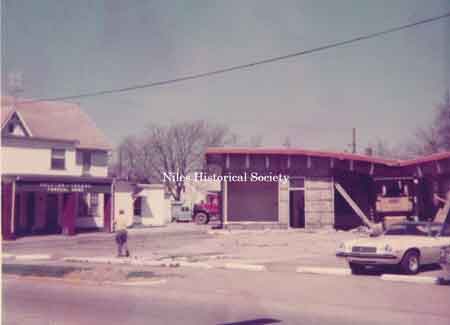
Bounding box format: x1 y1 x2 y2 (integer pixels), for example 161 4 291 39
205 147 450 168
2 110 33 136
1 96 111 150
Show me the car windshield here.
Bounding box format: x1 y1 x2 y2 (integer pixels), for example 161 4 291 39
384 223 431 236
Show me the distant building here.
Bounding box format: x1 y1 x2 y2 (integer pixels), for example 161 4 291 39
1 97 113 239
114 181 171 228
205 147 450 230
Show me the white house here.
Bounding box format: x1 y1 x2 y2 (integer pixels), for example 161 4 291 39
114 181 171 228
1 96 113 239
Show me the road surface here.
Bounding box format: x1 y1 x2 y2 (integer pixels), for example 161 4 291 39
3 266 450 325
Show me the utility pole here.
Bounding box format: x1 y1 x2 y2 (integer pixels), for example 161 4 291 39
352 128 356 154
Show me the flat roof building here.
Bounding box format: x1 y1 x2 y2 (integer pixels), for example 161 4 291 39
205 147 450 230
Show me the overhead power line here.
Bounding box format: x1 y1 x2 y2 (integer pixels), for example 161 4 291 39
19 12 450 104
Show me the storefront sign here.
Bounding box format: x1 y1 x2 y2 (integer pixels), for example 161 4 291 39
39 183 92 193
17 182 111 193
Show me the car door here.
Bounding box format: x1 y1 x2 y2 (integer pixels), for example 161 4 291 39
409 236 437 264
422 226 448 264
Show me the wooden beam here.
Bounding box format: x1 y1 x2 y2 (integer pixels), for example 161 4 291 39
225 154 230 169
349 160 354 171
369 163 375 175
330 158 335 168
307 156 312 169
335 183 373 228
287 155 291 169
245 154 250 169
265 156 270 169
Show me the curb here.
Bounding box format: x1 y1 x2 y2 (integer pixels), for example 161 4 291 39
63 257 180 268
381 274 439 285
178 261 214 269
224 263 266 272
116 279 167 286
62 257 129 265
296 267 351 276
3 274 167 287
14 254 52 261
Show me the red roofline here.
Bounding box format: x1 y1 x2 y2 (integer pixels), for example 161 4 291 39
205 147 450 167
397 151 450 166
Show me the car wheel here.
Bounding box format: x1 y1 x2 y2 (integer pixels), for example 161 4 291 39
349 262 365 275
401 250 420 275
194 212 209 225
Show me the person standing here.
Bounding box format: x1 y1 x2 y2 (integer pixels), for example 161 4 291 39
115 211 130 257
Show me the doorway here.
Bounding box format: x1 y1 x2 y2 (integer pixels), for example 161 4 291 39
289 190 305 228
46 194 60 233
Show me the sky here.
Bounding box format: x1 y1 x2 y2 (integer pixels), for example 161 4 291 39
2 0 450 153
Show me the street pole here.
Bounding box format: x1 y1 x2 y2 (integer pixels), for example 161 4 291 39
352 128 356 154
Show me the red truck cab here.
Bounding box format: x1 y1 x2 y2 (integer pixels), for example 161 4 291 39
192 192 221 225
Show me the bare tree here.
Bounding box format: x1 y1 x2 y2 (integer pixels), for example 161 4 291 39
248 135 263 147
435 90 450 150
112 120 236 200
109 136 147 180
409 91 450 155
366 139 409 160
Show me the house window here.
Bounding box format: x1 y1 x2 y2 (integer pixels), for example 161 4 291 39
8 123 15 134
134 197 142 216
51 149 66 170
82 151 92 172
78 193 98 217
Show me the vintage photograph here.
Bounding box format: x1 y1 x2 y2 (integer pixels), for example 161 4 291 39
1 1 450 324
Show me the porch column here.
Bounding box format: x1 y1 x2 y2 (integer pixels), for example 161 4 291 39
222 179 228 226
2 182 15 240
103 193 112 232
62 193 76 236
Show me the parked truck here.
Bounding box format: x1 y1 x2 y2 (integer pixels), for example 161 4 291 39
192 192 221 225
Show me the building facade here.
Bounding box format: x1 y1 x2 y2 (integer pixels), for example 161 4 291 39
205 148 450 230
1 97 113 239
114 181 171 228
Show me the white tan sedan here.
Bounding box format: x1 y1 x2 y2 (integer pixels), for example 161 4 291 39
337 222 450 274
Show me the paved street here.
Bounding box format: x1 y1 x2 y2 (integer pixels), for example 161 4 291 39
3 224 450 324
3 265 450 325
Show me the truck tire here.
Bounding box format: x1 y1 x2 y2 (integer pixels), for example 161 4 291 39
401 250 420 275
194 212 209 225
